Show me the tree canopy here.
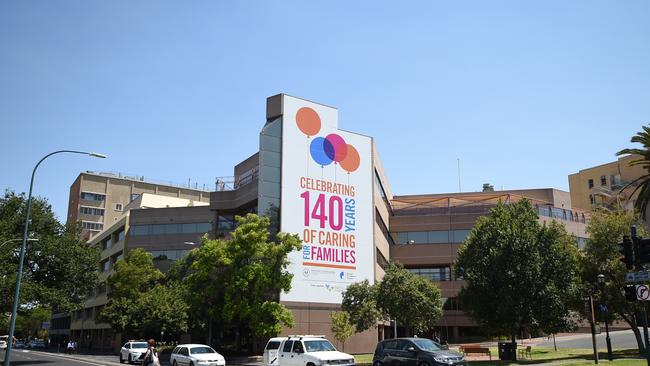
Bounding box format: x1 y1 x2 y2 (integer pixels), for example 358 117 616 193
0 190 99 313
617 125 650 218
454 199 581 342
342 262 443 336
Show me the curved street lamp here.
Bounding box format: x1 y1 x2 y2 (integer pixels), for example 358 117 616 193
0 238 38 251
3 150 106 366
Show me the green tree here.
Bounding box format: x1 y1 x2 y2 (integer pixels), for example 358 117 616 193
97 249 165 338
455 199 581 343
138 282 190 338
14 306 51 339
330 311 354 351
377 262 443 335
617 125 650 219
0 190 99 313
342 264 443 336
184 214 302 349
341 280 382 332
581 208 648 352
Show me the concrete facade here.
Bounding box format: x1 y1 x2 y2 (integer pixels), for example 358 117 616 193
67 172 210 240
568 155 645 212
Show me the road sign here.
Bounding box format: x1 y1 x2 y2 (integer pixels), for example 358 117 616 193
637 285 650 301
626 271 650 282
598 304 608 313
41 321 49 330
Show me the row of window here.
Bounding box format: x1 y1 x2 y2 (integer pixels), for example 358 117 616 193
150 249 190 261
80 192 106 201
395 230 471 245
130 222 212 236
588 175 621 189
217 215 236 231
407 267 452 281
536 205 586 223
81 221 104 231
80 206 105 216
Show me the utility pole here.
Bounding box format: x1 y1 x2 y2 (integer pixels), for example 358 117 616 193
632 225 650 366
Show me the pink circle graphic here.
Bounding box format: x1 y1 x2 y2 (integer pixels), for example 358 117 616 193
325 133 348 163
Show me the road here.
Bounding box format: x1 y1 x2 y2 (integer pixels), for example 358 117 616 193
539 329 644 349
0 349 131 366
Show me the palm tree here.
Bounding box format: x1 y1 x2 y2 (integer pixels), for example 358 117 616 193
617 125 650 219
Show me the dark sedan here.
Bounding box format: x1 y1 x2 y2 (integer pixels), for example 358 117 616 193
373 338 466 366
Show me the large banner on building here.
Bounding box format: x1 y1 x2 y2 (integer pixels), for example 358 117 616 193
280 95 374 304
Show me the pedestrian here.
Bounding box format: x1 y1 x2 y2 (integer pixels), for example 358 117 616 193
73 340 78 354
66 340 74 354
142 339 161 366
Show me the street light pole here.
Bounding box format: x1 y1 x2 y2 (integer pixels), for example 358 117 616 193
597 274 613 361
3 150 106 366
0 238 37 251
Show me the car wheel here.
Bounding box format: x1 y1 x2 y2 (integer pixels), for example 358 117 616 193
373 362 383 366
190 362 195 366
418 362 429 366
128 354 132 364
173 361 178 366
119 354 124 363
307 363 316 366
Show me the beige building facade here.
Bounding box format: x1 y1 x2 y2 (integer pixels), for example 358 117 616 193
67 172 210 239
568 155 645 212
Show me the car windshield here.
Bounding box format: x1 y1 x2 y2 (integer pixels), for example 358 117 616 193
132 343 147 349
412 339 442 352
191 347 217 354
304 340 336 352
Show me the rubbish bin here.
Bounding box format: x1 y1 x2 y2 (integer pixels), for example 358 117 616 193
498 342 517 361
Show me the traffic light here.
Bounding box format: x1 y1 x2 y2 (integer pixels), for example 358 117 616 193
625 285 637 302
619 235 634 270
636 237 650 269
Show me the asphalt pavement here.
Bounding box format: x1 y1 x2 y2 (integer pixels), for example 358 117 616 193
538 329 644 349
0 349 143 366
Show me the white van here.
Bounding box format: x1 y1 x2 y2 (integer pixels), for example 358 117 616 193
263 337 288 366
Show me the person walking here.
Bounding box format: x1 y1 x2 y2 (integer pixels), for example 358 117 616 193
142 339 161 366
66 340 74 354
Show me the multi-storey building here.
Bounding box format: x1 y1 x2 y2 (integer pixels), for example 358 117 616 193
568 155 645 212
389 189 589 341
56 94 593 353
50 194 211 350
67 172 211 239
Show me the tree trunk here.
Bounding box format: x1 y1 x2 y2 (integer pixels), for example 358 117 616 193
622 313 645 353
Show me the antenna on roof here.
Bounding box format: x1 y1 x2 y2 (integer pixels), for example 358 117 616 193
457 158 462 193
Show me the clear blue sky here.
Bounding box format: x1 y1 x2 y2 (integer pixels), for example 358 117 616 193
1 1 649 220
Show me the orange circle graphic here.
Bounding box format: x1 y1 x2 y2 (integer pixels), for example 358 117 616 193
340 144 360 173
296 107 321 137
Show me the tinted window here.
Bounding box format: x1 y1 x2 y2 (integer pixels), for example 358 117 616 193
180 348 189 356
292 341 303 353
124 344 130 349
131 343 147 349
383 340 397 350
266 341 281 350
412 339 441 352
282 341 294 353
397 340 414 351
190 347 216 354
172 347 180 354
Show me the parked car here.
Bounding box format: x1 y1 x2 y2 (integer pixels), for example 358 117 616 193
0 340 7 350
119 340 148 364
29 339 47 349
14 340 25 349
171 344 226 366
373 338 466 366
278 335 354 366
263 337 288 366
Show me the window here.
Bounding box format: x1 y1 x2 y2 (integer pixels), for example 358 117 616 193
376 248 389 270
383 340 397 350
394 230 469 244
588 179 594 189
452 230 470 243
101 237 112 250
292 341 304 353
282 341 294 353
80 192 105 201
116 227 125 242
100 260 110 272
150 250 189 261
407 267 451 281
217 215 235 231
375 209 394 246
601 175 607 186
589 195 595 205
80 206 105 216
179 348 189 356
129 223 213 236
265 341 281 350
130 193 141 202
408 231 428 244
82 221 103 231
115 203 123 211
428 231 449 243
397 340 414 351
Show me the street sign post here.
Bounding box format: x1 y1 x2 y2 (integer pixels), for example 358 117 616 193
626 271 650 282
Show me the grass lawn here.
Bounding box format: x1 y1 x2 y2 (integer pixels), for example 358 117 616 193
353 348 644 366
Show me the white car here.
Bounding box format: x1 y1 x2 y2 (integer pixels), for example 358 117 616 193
0 340 7 350
119 340 148 364
171 344 226 366
278 336 354 366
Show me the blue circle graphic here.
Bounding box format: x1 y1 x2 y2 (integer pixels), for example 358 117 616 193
310 137 334 166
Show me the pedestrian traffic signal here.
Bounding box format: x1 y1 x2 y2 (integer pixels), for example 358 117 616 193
636 237 650 269
625 285 637 302
619 235 634 270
